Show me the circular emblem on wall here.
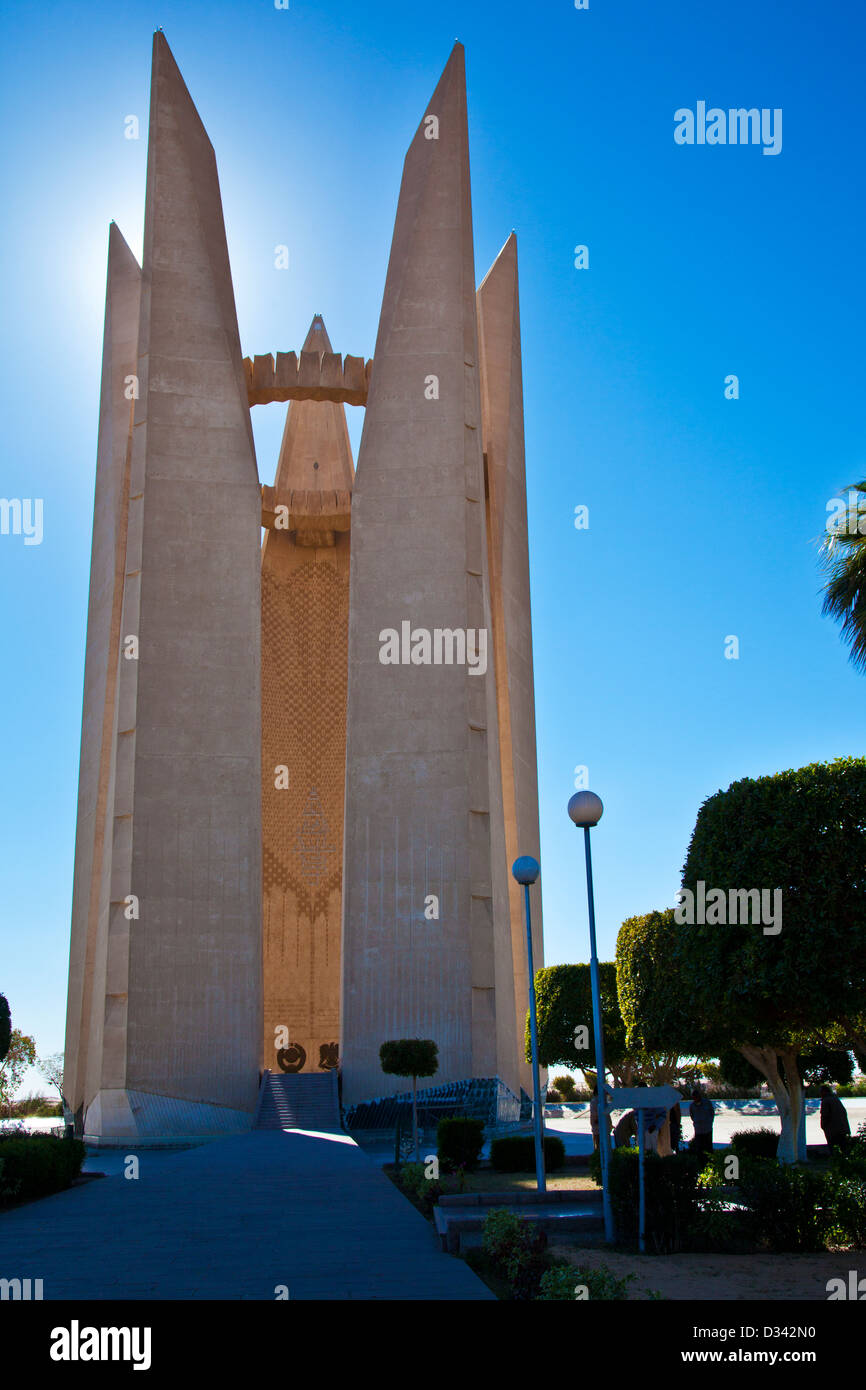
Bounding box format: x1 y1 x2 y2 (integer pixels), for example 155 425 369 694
277 1043 306 1073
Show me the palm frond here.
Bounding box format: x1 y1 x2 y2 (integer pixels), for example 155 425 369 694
819 482 866 672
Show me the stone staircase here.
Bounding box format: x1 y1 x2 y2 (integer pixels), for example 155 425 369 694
253 1069 342 1133
434 1189 605 1254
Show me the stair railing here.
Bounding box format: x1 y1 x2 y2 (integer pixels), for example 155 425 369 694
252 1069 272 1129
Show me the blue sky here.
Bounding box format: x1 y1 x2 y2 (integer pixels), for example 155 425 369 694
1 1 864 1093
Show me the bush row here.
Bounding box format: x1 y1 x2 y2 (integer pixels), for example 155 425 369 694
0 1133 86 1205
433 1119 567 1174
3 1097 64 1119
592 1140 866 1254
489 1134 565 1172
480 1208 633 1300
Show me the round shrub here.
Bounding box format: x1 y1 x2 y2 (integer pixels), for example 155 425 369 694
537 1260 633 1300
482 1207 547 1299
730 1128 779 1160
535 1263 577 1300
436 1116 484 1173
490 1134 565 1173
397 1161 442 1215
379 1039 438 1079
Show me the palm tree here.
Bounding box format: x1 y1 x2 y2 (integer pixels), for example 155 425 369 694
0 994 10 1062
820 481 866 671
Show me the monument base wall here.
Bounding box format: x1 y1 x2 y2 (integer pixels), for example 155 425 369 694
83 1088 254 1146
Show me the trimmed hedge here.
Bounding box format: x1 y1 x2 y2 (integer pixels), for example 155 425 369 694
490 1134 565 1173
737 1158 830 1252
605 1148 703 1252
829 1174 866 1248
594 1135 866 1255
437 1117 484 1173
0 1133 85 1204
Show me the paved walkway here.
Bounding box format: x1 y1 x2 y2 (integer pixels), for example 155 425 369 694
0 1129 492 1300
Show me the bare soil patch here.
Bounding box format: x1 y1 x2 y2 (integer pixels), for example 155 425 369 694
548 1243 863 1301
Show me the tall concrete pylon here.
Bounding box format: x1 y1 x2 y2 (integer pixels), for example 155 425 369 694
340 45 528 1105
261 314 353 1078
64 224 141 1129
66 33 263 1141
478 234 543 1098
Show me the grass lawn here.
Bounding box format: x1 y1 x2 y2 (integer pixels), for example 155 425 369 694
384 1162 599 1198
450 1170 599 1195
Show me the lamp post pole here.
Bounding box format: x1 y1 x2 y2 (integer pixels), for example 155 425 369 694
512 856 546 1194
638 1108 647 1253
568 791 614 1243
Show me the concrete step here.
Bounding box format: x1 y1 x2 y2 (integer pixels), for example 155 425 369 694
434 1202 605 1254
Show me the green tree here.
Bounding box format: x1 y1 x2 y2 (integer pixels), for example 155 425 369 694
683 759 866 1161
820 481 866 670
530 963 628 1083
0 1029 37 1117
379 1039 438 1162
618 909 860 1164
621 760 866 1164
715 1048 767 1092
616 910 705 1067
531 961 699 1094
36 1052 68 1115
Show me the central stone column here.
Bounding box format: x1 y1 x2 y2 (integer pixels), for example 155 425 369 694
340 45 510 1106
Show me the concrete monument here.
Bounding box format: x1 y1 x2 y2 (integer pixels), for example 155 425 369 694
65 33 542 1141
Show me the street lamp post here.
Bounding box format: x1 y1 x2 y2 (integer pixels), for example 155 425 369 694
512 855 546 1194
567 790 614 1243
